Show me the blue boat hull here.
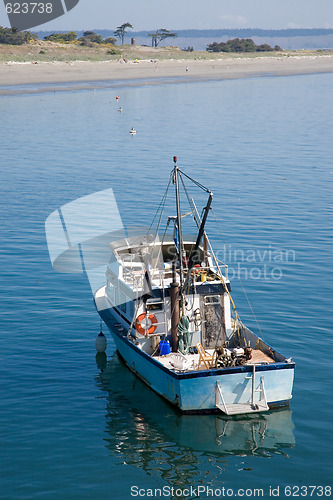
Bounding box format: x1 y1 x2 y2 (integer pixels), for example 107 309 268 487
98 304 295 413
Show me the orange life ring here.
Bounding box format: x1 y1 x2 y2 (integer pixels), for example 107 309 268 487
135 313 158 335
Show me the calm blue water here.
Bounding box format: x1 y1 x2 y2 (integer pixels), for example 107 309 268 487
1 73 333 499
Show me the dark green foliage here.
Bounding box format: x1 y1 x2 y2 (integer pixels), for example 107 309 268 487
256 43 274 52
78 32 104 45
80 32 116 45
44 31 77 42
206 42 222 53
0 26 37 45
103 37 117 45
107 47 121 55
206 38 281 53
114 22 133 44
148 29 177 47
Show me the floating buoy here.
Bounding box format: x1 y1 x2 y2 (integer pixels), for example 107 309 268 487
118 107 123 112
130 127 136 135
116 96 119 101
95 331 107 353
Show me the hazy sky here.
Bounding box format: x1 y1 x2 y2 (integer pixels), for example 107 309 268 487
1 0 332 31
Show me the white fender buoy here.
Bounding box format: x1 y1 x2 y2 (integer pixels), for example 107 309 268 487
96 331 107 353
130 127 136 135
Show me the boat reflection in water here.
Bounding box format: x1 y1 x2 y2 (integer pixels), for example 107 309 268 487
96 352 295 471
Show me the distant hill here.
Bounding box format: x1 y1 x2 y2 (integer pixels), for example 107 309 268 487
35 28 333 51
36 28 333 39
133 28 333 38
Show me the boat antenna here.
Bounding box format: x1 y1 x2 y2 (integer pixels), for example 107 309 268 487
172 156 184 287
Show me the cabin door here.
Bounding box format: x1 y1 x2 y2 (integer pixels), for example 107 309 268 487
201 294 226 349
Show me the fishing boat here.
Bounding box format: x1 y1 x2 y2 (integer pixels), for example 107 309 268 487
94 157 295 414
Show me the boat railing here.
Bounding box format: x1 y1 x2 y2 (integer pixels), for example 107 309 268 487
216 259 229 280
121 260 230 292
121 264 172 291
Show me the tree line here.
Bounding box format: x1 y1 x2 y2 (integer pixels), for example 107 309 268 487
207 38 282 53
0 23 178 47
43 30 117 46
0 27 283 52
0 26 37 44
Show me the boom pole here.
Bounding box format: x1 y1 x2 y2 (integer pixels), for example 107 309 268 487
182 191 213 293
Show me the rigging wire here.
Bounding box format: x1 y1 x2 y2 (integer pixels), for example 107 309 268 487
179 181 242 342
239 279 264 339
178 168 211 193
160 217 172 246
211 207 229 249
149 164 262 344
147 172 173 237
211 208 265 340
179 171 239 343
179 173 201 230
178 172 202 298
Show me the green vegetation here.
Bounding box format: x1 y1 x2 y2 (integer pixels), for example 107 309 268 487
41 30 117 46
114 22 133 45
104 37 117 45
0 26 37 45
148 29 177 47
0 42 330 65
78 31 103 45
44 31 77 42
107 47 121 55
207 38 281 53
78 31 116 46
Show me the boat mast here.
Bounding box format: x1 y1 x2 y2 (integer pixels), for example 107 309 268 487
173 156 184 287
170 156 182 352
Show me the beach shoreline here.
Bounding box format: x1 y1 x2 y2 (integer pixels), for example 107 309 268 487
1 53 333 95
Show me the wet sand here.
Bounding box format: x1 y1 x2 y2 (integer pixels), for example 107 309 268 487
1 54 333 94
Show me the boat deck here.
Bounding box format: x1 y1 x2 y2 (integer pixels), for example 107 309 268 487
248 349 275 365
153 348 275 372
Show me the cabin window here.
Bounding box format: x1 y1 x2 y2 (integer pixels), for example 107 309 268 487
204 295 221 306
146 301 164 311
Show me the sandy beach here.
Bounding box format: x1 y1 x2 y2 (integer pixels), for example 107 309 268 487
1 54 333 94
